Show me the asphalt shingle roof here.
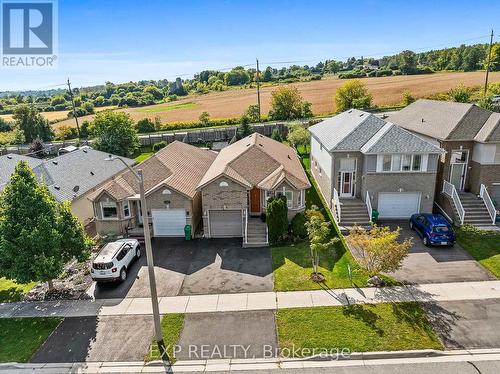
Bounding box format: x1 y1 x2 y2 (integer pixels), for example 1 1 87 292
89 141 217 201
310 110 444 155
474 112 500 143
0 148 134 202
308 109 386 151
387 99 496 141
197 133 310 191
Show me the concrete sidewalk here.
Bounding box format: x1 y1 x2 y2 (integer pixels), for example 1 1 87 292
2 349 500 373
1 281 500 318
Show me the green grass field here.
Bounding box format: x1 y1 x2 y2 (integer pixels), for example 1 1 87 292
457 225 500 278
0 317 62 362
0 278 36 303
145 313 185 362
134 152 154 163
277 303 442 355
137 102 197 113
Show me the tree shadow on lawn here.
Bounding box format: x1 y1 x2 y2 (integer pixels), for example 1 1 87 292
0 286 26 303
342 304 384 336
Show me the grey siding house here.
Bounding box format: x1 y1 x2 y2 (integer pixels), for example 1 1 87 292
387 99 500 227
309 109 444 228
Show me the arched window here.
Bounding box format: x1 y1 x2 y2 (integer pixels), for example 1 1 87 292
162 189 172 195
219 181 229 187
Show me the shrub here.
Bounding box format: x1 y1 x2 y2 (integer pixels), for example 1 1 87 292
0 117 12 132
152 141 167 152
136 118 156 133
55 125 77 140
291 212 307 239
266 196 288 244
199 111 210 125
376 69 393 77
167 94 177 102
448 84 472 103
271 127 283 142
338 70 366 79
402 90 416 106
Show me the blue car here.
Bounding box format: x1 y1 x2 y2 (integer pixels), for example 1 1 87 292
409 214 456 247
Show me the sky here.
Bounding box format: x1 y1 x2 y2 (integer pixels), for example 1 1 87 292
1 0 499 91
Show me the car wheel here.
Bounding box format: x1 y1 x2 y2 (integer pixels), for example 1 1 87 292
120 268 127 282
409 221 414 230
423 237 429 246
136 248 141 259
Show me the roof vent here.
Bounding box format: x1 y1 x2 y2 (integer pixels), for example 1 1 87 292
52 160 58 165
421 118 425 122
7 155 12 159
287 155 291 160
54 185 60 190
259 143 263 147
83 149 87 153
348 110 353 113
359 113 364 117
90 171 94 176
73 185 80 193
381 114 388 119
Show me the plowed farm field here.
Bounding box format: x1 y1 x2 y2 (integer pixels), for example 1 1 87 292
51 71 500 129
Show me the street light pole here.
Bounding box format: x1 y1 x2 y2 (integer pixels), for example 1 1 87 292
105 156 167 361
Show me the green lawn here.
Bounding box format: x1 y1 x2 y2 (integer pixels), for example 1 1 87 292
277 303 442 356
145 313 185 363
137 102 197 113
271 151 397 291
0 278 36 303
134 152 153 163
0 317 62 362
457 225 500 278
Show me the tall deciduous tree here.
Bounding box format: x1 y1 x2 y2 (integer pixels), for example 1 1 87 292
92 111 140 157
268 86 312 120
334 80 373 113
13 105 53 143
347 225 411 276
0 162 92 290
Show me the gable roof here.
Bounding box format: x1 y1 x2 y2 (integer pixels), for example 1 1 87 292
197 133 310 191
0 148 134 202
89 141 217 201
308 109 386 151
387 99 495 141
474 112 500 143
310 110 443 154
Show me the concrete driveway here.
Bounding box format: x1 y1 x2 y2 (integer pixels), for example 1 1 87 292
380 221 494 284
30 315 153 362
422 299 500 349
88 238 273 299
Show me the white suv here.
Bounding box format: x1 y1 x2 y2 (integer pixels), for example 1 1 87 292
91 239 141 283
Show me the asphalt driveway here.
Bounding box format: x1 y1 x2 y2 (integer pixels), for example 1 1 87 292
88 238 273 299
30 315 154 362
422 299 500 349
176 310 278 360
380 221 494 284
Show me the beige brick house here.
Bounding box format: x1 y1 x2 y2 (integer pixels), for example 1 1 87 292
197 133 310 246
88 141 217 238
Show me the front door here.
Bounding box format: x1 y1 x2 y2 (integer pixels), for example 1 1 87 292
340 171 354 197
250 187 261 215
449 150 468 191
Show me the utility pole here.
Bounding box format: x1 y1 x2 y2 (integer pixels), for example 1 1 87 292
67 78 81 140
484 29 494 94
256 58 261 121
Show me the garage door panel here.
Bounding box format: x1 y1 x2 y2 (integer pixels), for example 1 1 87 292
378 193 420 218
152 209 186 237
210 210 242 238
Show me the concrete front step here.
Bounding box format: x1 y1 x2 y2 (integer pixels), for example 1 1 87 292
243 241 269 248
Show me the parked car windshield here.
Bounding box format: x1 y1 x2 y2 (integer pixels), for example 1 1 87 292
433 225 450 233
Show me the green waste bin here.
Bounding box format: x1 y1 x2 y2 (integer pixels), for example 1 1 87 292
371 209 379 224
184 225 191 240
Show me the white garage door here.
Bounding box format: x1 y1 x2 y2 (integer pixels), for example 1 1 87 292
378 192 421 218
209 210 242 238
151 209 186 237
